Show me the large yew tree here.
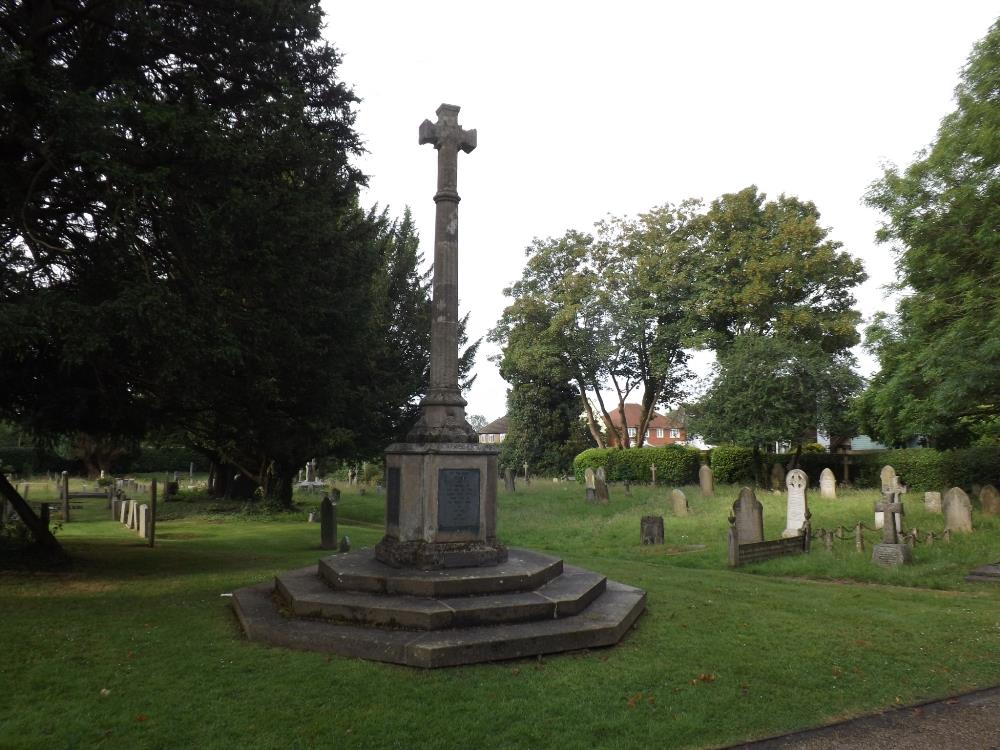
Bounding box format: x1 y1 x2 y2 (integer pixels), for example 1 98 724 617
0 1 384 505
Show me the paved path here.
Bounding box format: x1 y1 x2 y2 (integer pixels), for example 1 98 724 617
723 686 1000 749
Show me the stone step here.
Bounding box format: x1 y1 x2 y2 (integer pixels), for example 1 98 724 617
232 580 645 668
276 563 606 630
318 547 562 597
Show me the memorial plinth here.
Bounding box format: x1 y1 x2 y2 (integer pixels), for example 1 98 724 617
231 104 644 667
376 441 506 568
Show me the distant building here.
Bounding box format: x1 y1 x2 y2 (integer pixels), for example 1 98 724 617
477 415 509 445
603 404 686 447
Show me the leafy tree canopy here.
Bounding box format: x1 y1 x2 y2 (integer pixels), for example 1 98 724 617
859 19 1000 447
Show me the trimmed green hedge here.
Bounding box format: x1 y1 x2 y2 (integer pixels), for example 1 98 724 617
707 445 754 484
573 446 701 485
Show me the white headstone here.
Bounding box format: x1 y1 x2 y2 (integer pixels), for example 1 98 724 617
923 491 942 513
819 468 836 499
138 504 149 539
783 469 809 538
584 468 596 490
943 487 973 533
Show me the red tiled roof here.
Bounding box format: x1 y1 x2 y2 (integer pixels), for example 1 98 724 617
604 403 683 429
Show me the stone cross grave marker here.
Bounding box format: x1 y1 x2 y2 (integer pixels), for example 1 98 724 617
979 485 1000 516
783 469 809 538
732 487 763 544
650 464 657 485
595 467 610 503
584 468 596 503
943 487 973 533
924 491 942 513
872 484 912 566
876 465 896 529
819 468 836 499
670 488 689 517
699 464 714 496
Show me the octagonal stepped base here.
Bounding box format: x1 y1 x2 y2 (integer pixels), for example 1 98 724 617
232 547 645 668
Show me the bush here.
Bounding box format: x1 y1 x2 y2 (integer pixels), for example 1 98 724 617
944 446 1000 490
708 445 754 484
573 446 700 485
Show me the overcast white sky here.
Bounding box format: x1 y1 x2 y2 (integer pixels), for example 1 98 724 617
320 1 997 422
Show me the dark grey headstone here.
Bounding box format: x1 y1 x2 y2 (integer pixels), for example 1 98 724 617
386 467 401 527
438 469 480 533
320 495 336 550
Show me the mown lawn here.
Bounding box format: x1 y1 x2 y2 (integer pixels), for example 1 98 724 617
1 477 998 749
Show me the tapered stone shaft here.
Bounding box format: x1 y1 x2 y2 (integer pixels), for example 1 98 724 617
408 103 479 443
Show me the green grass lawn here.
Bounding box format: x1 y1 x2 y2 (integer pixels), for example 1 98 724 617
1 478 998 749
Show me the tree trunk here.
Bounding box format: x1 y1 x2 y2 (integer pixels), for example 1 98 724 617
752 445 764 488
264 463 294 509
575 375 606 448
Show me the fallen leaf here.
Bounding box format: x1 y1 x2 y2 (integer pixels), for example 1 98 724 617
831 667 843 677
100 688 111 698
134 714 148 723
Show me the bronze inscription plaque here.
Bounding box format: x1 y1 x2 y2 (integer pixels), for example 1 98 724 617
437 469 480 533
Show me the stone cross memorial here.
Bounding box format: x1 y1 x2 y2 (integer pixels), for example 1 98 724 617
876 465 896 529
783 469 809 538
378 104 504 570
229 104 646 668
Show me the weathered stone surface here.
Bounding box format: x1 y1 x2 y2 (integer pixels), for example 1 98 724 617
943 487 973 533
276 562 606 630
640 516 664 545
924 491 943 513
819 468 837 499
138 504 149 539
965 561 1000 583
319 547 563 598
670 489 688 517
699 464 714 496
979 485 1000 516
783 469 809 538
872 543 913 567
732 487 764 544
232 577 644 669
594 467 610 504
503 468 515 492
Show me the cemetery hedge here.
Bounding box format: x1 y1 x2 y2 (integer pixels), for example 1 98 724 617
705 445 1000 491
573 446 700 485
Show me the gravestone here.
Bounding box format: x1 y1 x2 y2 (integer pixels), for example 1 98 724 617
670 488 688 517
119 499 128 525
320 493 337 550
595 467 610 504
876 466 896 529
126 500 137 529
699 464 714 496
504 467 515 493
924 491 943 513
732 487 763 544
338 535 351 553
640 516 664 545
138 504 150 539
943 487 973 533
782 469 809 538
819 468 837 499
979 485 1000 516
650 464 657 485
584 468 596 503
770 463 785 491
872 486 912 566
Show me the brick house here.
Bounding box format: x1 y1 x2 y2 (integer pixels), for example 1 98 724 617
604 403 686 446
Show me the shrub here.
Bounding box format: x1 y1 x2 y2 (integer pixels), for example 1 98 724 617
573 446 700 485
709 445 754 484
944 446 1000 490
